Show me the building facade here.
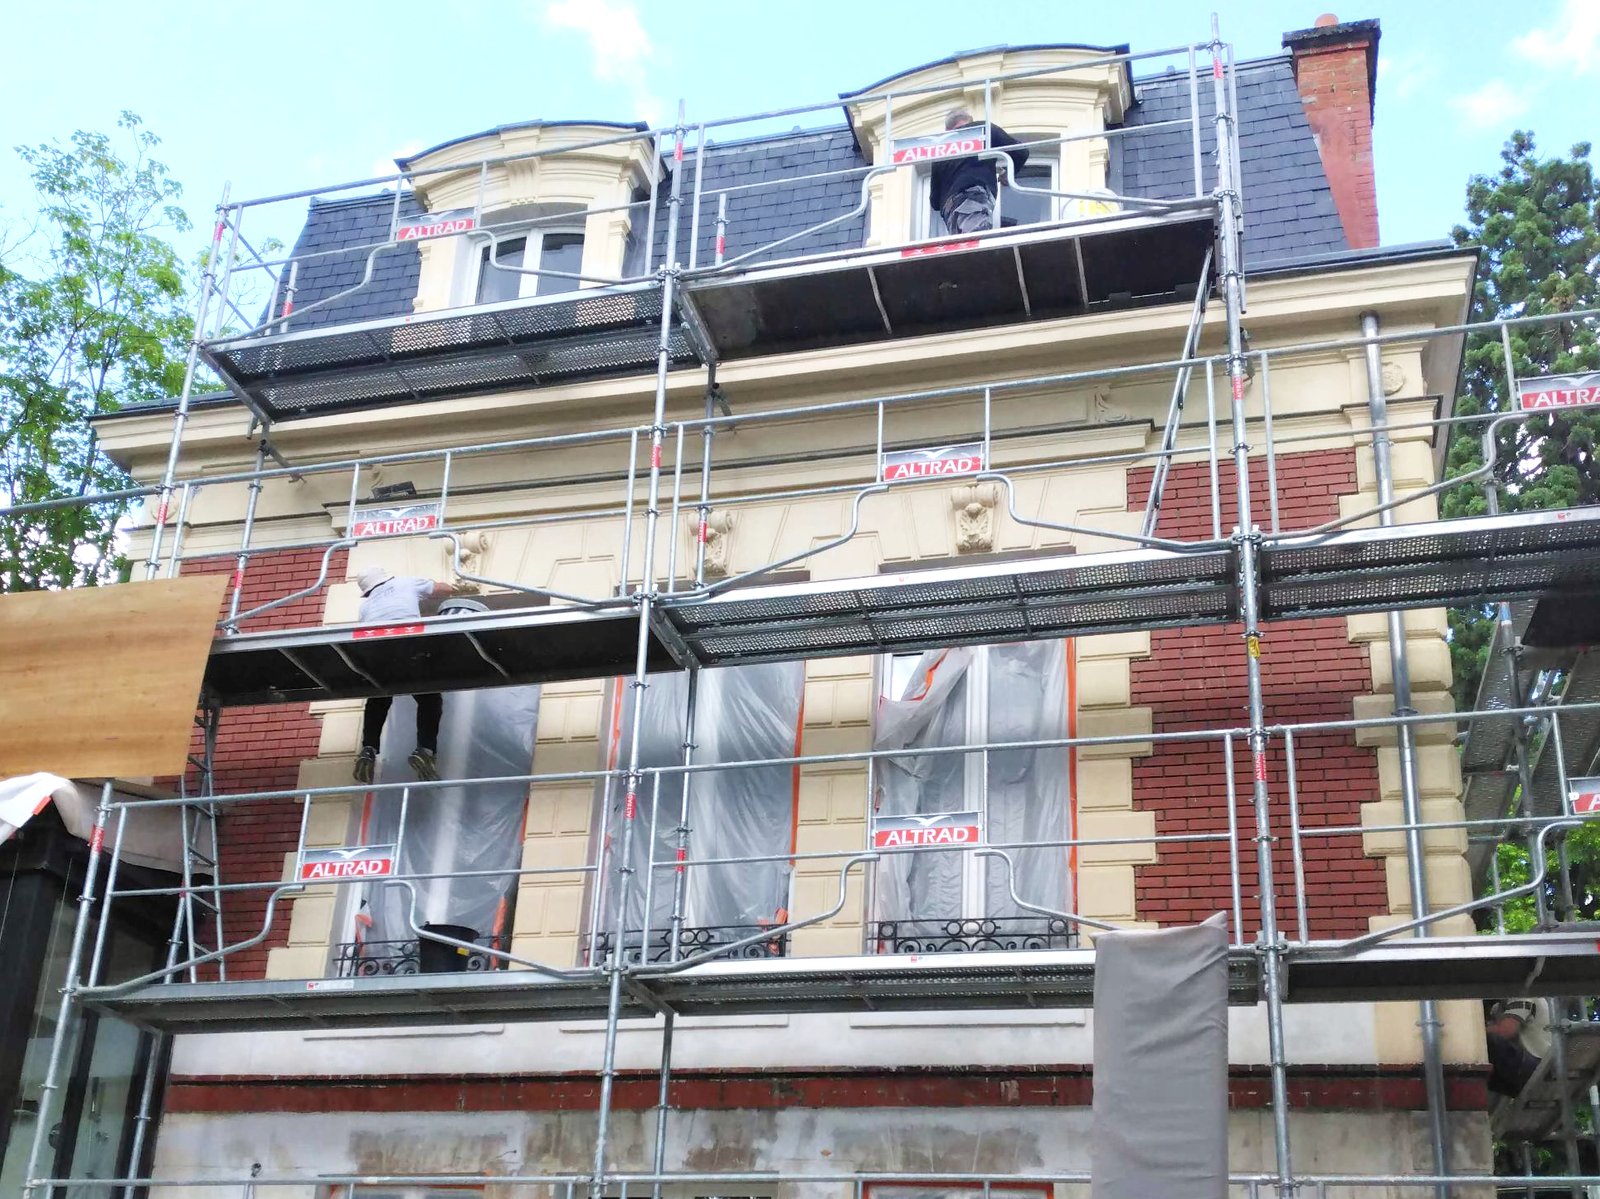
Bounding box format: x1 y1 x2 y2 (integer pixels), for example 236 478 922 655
9 14 1526 1197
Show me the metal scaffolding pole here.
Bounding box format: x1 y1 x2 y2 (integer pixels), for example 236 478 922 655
1209 19 1293 1198
592 102 690 1197
144 184 230 581
1361 310 1451 1191
19 785 114 1199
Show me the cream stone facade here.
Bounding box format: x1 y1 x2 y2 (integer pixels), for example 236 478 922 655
106 251 1483 1088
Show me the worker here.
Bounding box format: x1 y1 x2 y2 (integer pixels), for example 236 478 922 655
1486 996 1552 1096
928 108 1029 235
351 568 464 784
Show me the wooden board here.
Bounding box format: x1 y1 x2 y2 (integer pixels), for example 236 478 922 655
0 575 227 779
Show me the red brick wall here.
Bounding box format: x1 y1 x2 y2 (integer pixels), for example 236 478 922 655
1286 23 1380 249
181 546 347 979
1127 451 1388 939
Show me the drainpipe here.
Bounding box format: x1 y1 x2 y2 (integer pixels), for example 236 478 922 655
1362 310 1450 1189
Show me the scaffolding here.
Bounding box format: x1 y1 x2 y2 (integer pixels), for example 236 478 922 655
8 16 1600 1197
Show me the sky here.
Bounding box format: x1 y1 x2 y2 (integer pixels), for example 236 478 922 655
0 0 1596 271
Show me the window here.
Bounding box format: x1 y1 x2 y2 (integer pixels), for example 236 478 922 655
869 642 1076 953
475 229 585 304
591 663 804 964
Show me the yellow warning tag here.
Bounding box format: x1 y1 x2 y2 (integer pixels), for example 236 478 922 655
1246 634 1261 659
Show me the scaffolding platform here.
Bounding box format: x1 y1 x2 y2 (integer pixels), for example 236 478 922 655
203 509 1600 706
84 948 1264 1035
1492 1025 1600 1143
1258 508 1600 619
201 282 701 422
199 213 1218 423
688 210 1218 361
204 603 677 705
1282 930 1600 1004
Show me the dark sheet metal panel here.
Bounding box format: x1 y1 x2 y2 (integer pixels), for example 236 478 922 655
204 605 673 705
1283 932 1600 1003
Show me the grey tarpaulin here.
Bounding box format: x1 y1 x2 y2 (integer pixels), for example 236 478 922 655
1091 912 1229 1199
600 662 804 949
358 683 541 951
872 643 1072 927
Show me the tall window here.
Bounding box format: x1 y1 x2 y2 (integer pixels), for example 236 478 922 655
475 229 585 304
870 641 1076 953
592 663 804 964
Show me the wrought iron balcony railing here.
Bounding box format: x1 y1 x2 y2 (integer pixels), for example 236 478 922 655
587 922 790 965
332 933 509 977
870 916 1077 955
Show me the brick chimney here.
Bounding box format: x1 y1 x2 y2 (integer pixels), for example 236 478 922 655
1283 13 1381 249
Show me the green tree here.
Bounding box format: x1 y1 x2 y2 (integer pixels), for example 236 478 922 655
1442 132 1600 709
0 111 192 592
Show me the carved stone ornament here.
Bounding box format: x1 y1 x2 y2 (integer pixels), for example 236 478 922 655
1381 360 1406 397
1093 387 1130 423
455 530 491 574
951 483 1001 554
693 510 736 578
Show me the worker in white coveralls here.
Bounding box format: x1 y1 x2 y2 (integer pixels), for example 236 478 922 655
351 568 469 784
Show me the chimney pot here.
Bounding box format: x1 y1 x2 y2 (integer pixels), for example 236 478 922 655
1315 12 1339 26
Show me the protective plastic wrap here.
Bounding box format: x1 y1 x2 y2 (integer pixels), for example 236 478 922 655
872 642 1072 926
358 684 541 949
600 662 803 944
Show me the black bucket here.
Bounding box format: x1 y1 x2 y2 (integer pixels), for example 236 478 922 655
418 923 479 973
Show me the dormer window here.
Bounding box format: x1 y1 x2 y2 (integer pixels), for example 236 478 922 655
916 143 1059 239
474 228 586 304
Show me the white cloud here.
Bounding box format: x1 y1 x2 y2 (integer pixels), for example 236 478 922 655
1377 50 1438 103
1513 0 1600 75
541 0 663 124
1450 79 1531 130
374 141 422 182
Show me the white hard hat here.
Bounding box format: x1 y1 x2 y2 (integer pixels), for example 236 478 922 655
356 567 392 593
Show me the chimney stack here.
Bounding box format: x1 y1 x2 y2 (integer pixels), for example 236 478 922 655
1283 14 1381 249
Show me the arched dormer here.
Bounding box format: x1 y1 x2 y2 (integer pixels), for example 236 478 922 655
842 45 1133 248
400 120 660 312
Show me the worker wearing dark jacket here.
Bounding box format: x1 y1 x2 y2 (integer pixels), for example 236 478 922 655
929 108 1029 235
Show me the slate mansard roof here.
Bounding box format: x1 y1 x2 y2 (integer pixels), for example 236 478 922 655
265 52 1349 332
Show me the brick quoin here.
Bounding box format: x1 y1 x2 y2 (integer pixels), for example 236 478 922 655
1127 450 1388 939
171 546 348 979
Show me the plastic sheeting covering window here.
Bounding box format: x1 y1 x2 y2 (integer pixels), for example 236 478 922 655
354 685 541 954
872 642 1073 930
597 662 804 948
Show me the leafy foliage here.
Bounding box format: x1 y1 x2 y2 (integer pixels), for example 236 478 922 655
0 111 191 591
1442 132 1600 709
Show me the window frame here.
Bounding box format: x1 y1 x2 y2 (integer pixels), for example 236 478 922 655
464 223 587 306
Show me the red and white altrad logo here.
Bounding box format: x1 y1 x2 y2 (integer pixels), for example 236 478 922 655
1517 372 1600 412
890 126 990 166
872 811 983 849
1570 778 1600 815
298 844 397 882
881 442 987 482
395 210 476 242
350 502 442 538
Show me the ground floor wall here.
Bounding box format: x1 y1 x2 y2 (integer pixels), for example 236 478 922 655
148 1091 1494 1198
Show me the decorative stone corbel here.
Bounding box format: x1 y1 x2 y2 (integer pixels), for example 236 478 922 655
693 510 737 578
1381 360 1406 397
448 531 489 592
951 483 1001 554
1093 387 1130 423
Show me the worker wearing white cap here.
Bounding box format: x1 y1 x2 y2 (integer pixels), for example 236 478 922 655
352 568 464 784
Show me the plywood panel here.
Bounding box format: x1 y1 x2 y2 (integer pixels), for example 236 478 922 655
0 575 228 778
